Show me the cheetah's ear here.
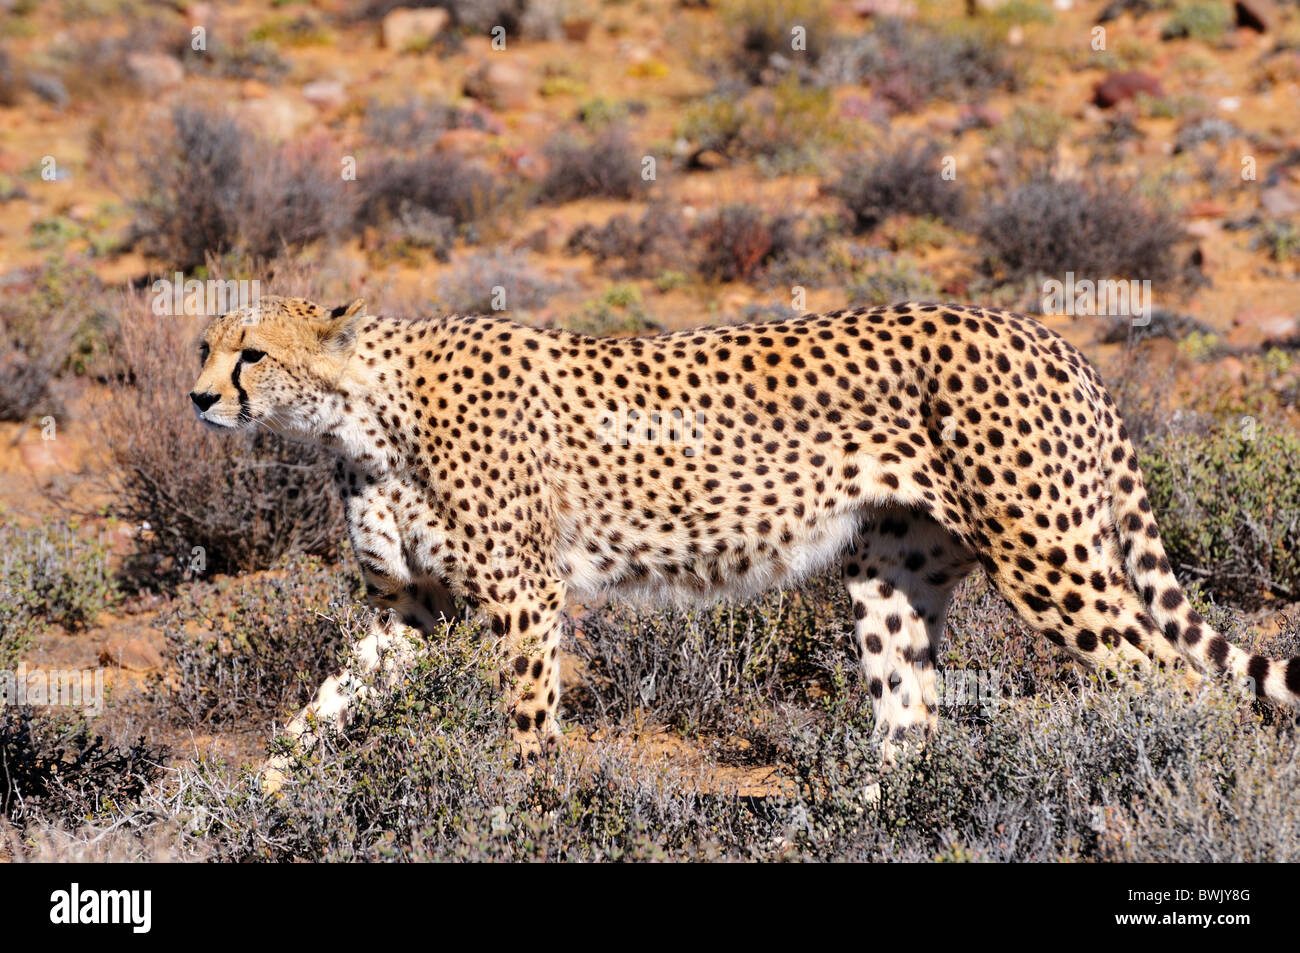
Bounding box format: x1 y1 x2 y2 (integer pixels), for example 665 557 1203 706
329 299 366 320
317 299 365 353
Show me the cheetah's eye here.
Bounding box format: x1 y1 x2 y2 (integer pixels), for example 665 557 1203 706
240 349 266 364
199 343 209 366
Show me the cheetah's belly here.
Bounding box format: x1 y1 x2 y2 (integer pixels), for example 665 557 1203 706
556 506 863 605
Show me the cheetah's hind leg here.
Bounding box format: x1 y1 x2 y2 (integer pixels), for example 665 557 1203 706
841 507 977 800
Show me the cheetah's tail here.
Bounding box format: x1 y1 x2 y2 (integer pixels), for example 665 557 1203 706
1101 412 1300 706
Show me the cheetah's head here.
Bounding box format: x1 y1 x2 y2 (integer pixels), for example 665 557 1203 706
189 295 365 438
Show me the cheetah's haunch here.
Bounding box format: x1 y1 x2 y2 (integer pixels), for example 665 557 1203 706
189 296 1300 785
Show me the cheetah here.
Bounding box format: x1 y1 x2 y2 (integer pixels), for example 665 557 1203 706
189 295 1300 786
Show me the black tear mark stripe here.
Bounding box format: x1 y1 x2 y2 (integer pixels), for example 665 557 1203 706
232 360 250 422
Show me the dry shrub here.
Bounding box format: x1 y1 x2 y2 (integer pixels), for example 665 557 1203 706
129 104 353 272
356 152 503 229
725 0 833 83
100 286 344 582
1141 426 1300 607
0 258 110 421
157 552 356 729
0 709 165 831
692 204 804 283
819 18 1018 113
565 202 692 278
537 125 646 204
831 140 966 234
977 174 1185 283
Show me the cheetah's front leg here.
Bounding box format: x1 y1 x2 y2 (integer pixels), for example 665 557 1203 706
260 547 447 792
261 611 420 793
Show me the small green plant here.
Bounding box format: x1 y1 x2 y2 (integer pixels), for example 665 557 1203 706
993 103 1069 154
653 270 689 293
1178 329 1221 362
846 259 937 307
676 78 834 175
1161 2 1232 41
577 97 632 127
565 284 660 336
1257 221 1300 262
880 215 957 253
249 13 333 46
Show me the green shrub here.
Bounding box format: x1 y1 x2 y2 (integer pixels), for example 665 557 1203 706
846 259 937 307
156 551 357 729
0 519 116 669
1140 426 1300 607
676 79 835 174
1257 221 1300 263
1161 2 1232 41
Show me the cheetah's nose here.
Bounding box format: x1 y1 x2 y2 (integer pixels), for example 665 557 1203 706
190 391 219 412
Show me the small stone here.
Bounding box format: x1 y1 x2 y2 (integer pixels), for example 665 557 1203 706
1261 185 1300 218
381 7 450 50
561 17 595 41
302 80 346 109
125 52 184 93
99 636 164 673
26 73 68 108
237 93 314 140
1186 200 1227 218
434 127 495 159
1093 71 1163 109
464 61 532 111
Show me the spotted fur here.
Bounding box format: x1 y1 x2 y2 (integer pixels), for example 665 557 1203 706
189 296 1300 782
